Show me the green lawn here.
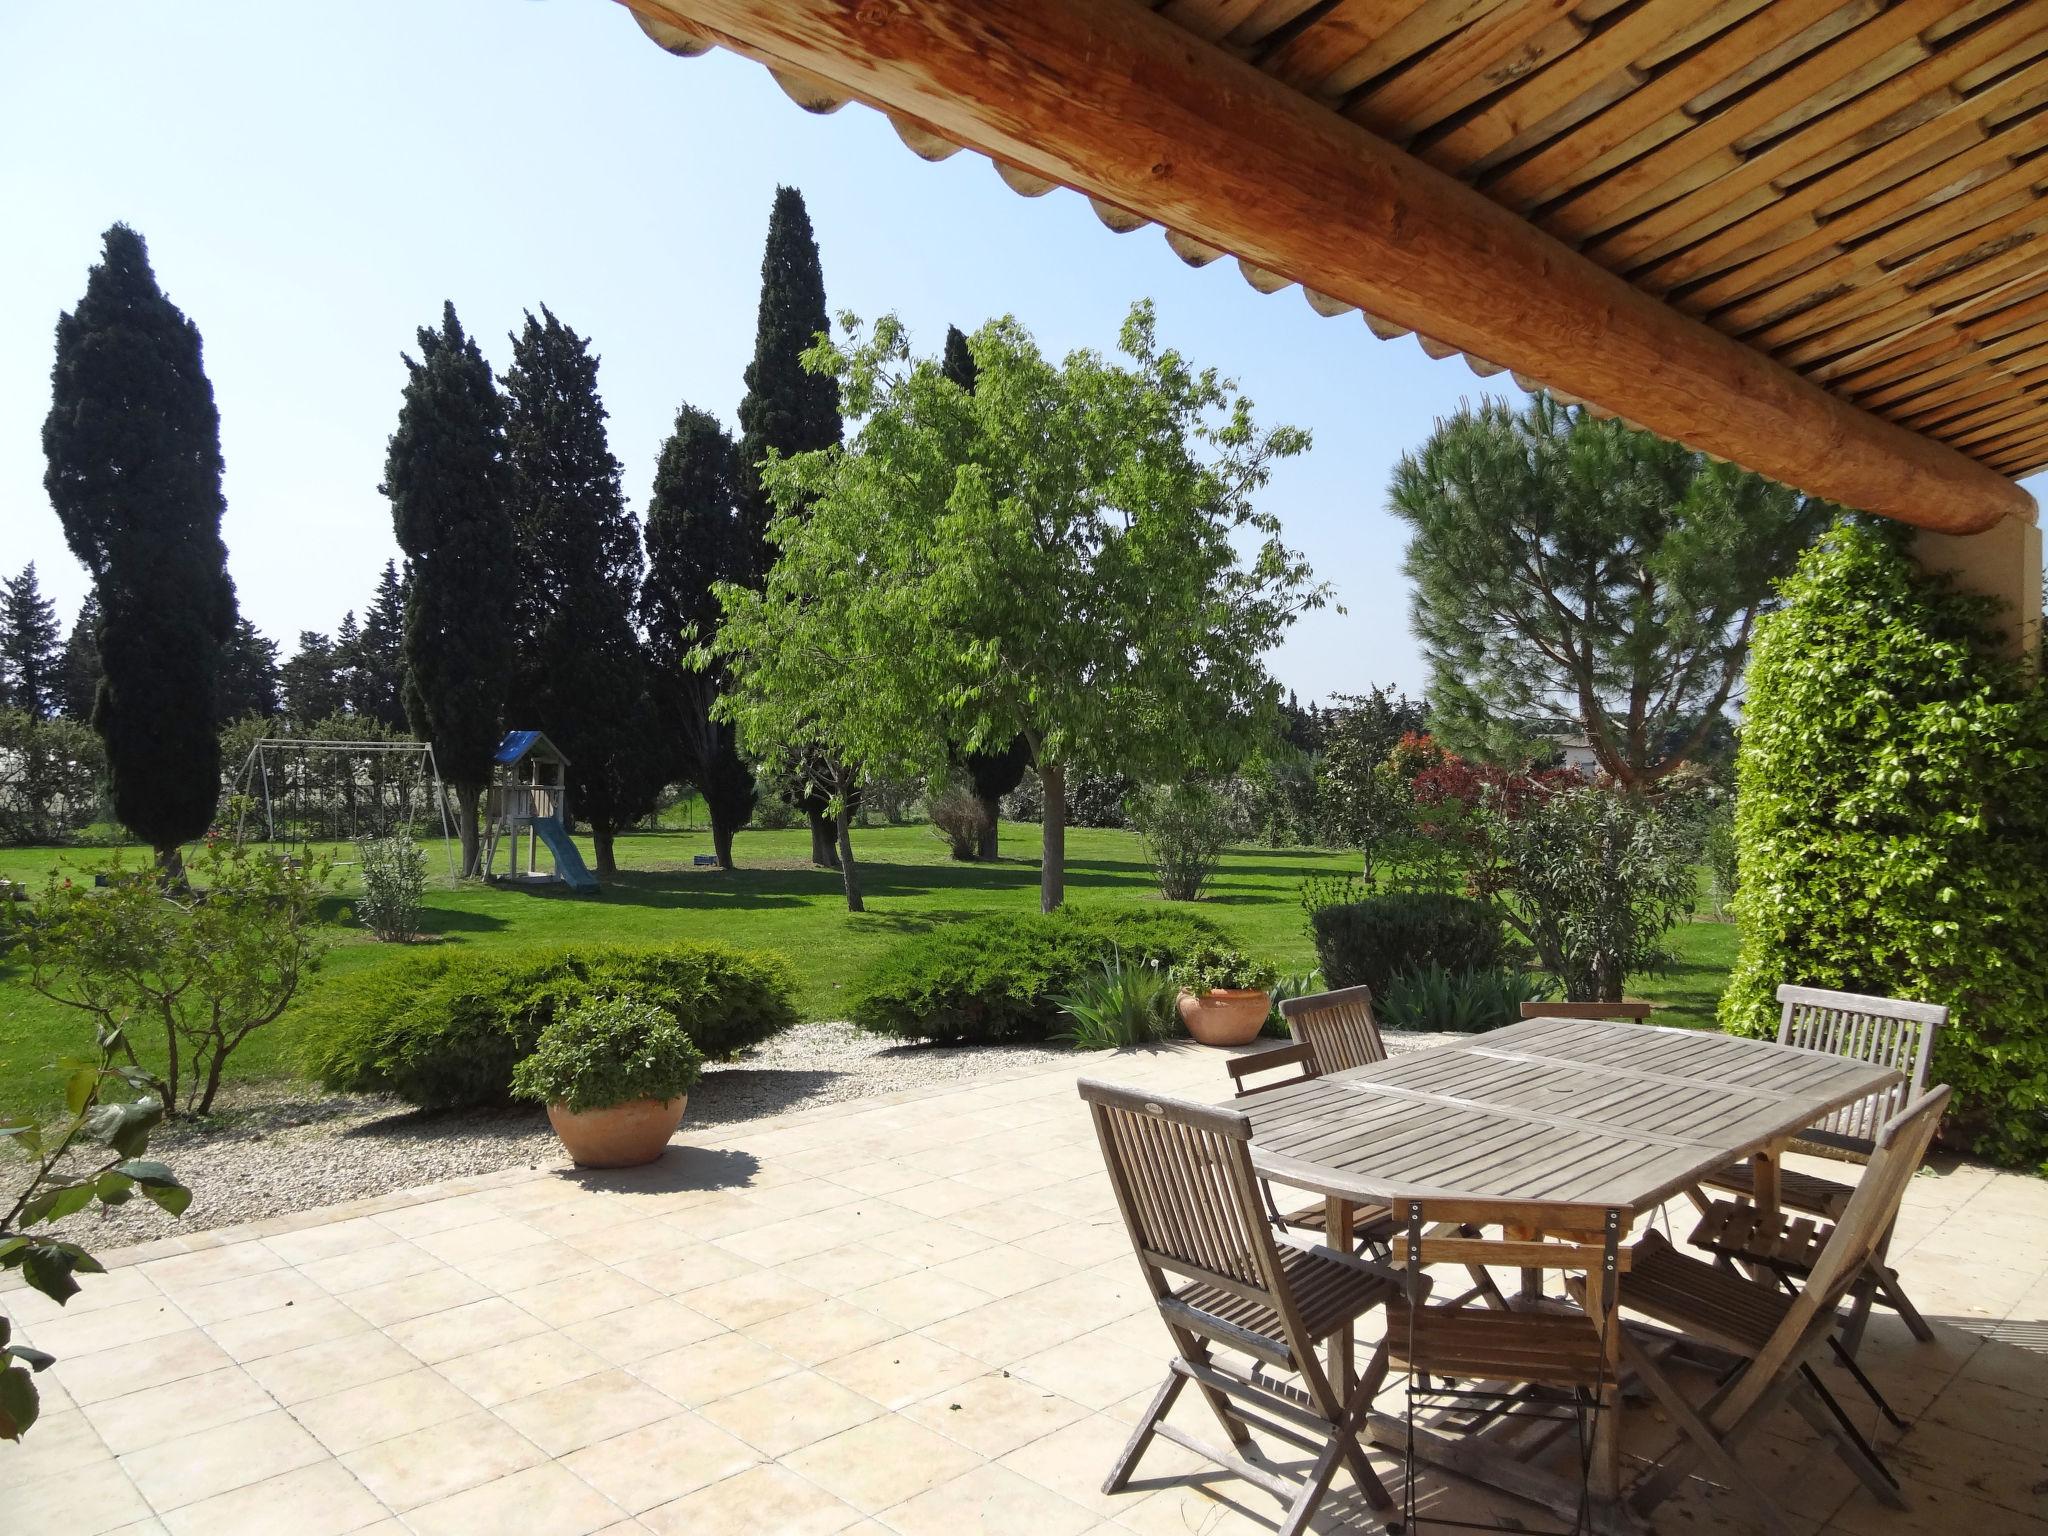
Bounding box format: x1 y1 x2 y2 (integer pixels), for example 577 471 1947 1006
0 822 1736 1120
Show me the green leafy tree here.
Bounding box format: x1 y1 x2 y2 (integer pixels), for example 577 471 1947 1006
1390 395 1829 786
43 225 236 876
1316 685 1428 882
1722 521 2048 1164
382 302 515 876
737 186 844 867
56 592 101 723
282 630 347 724
501 308 662 875
217 617 282 720
351 561 408 729
643 403 756 867
0 710 103 844
0 564 63 720
725 303 1325 913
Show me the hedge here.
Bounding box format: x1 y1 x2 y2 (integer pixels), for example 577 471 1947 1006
847 907 1226 1043
297 942 797 1110
1722 522 2048 1167
1308 892 1505 999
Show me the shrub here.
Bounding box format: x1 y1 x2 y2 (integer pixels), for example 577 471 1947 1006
511 996 705 1112
1298 872 1362 917
1266 968 1322 1038
1723 522 2048 1165
928 784 990 861
1173 940 1279 996
1309 892 1504 997
355 834 427 941
1702 805 1738 916
1380 963 1548 1034
299 942 796 1109
848 907 1225 1043
1127 782 1231 900
1052 951 1176 1050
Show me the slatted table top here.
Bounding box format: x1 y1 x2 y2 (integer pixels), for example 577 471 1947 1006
1238 1016 1903 1215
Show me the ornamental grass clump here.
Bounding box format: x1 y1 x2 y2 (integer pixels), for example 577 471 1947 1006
1053 950 1176 1050
511 996 704 1114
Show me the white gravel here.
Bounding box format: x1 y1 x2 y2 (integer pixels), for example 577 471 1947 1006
45 1022 1467 1249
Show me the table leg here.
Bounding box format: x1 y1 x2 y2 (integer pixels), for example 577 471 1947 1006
1751 1138 1784 1219
1327 1194 1355 1398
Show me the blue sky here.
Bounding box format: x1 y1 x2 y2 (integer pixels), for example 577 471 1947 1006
4 1 2039 707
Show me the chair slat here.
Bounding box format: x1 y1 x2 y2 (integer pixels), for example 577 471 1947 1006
1281 985 1387 1075
1776 984 1945 1157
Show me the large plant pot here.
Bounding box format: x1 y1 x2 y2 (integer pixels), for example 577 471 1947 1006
1178 988 1272 1047
546 1096 687 1168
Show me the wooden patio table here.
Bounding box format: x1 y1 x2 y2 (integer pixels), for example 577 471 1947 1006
1230 1015 1904 1533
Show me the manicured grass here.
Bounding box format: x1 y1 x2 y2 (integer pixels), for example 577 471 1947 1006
0 822 1736 1119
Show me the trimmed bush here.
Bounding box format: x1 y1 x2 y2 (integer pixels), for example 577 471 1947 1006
299 942 796 1109
848 908 1226 1043
511 996 704 1113
1723 522 2048 1166
1309 892 1505 998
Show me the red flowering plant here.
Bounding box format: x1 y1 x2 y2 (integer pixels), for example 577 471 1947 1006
1395 733 1581 898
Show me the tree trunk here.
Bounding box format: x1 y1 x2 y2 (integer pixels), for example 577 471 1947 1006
453 785 483 878
711 816 737 870
592 824 618 877
975 794 1001 860
154 843 188 890
1039 761 1066 913
835 806 864 912
807 809 839 868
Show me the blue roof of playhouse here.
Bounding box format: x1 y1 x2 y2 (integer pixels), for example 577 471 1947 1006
493 730 567 766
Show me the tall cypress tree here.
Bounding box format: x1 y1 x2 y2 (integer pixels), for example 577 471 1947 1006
644 403 756 867
737 186 844 866
501 307 661 875
43 225 235 874
57 592 102 722
353 560 408 730
218 617 282 719
382 301 515 876
0 563 64 720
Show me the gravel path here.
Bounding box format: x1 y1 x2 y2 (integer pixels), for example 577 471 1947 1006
45 1022 1466 1249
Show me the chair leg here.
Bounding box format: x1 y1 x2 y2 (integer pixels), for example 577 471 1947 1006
1618 1332 1800 1536
1104 1370 1187 1495
1275 1427 1347 1536
1334 1340 1394 1511
1786 1372 1907 1510
1876 1266 1935 1343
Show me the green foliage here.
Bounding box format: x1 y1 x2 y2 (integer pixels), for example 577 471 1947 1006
1391 394 1827 785
218 617 282 722
1 564 64 720
736 185 842 542
299 942 795 1110
1309 892 1505 997
1491 786 1697 1001
1298 872 1363 917
0 709 104 845
847 908 1225 1043
1052 951 1177 1050
1127 781 1233 901
1723 521 2048 1165
2 1027 187 1440
510 996 704 1113
5 837 333 1115
1379 963 1547 1034
354 834 427 942
1701 801 1739 917
43 225 236 861
56 592 101 724
927 782 989 861
1174 940 1279 996
1265 968 1322 1038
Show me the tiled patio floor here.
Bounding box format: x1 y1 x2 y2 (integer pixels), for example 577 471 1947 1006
6 1042 2046 1536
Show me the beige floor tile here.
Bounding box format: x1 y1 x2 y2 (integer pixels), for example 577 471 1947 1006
775 1241 925 1297
906 1369 1090 1459
242 1328 420 1405
564 1297 723 1365
508 1267 661 1328
830 1161 940 1197
612 1241 758 1296
845 1270 992 1330
1921 1373 2048 1453
714 1213 867 1268
748 1298 901 1366
783 1413 983 1514
341 1408 542 1510
560 1411 760 1512
371 1193 504 1240
338 1265 492 1328
698 1369 882 1457
997 1413 1205 1518
83 1364 274 1454
139 1242 285 1296
290 1365 480 1455
950 1196 1066 1242
874 1219 999 1268
1018 1217 1130 1269
0 1407 112 1487
413 1217 545 1266
685 1269 829 1329
119 1407 325 1512
405 1460 626 1536
453 1236 606 1291
1880 1415 2048 1521
51 1328 234 1407
568 1217 701 1266
29 1295 194 1359
1010 1330 1168 1412
497 1367 680 1456
8 1462 155 1533
158 1459 389 1536
265 1216 397 1267
929 1243 1074 1300
1956 1334 2048 1400
817 1332 990 1411
924 1294 1094 1366
2 1266 160 1325
386 1296 549 1363
438 1330 607 1407
880 1461 1098 1536
639 1463 862 1536
171 1267 328 1325
297 1240 440 1295
208 1295 370 1363
1826 1476 2048 1536
1110 1476 1295 1536
633 1330 802 1406
888 1180 987 1220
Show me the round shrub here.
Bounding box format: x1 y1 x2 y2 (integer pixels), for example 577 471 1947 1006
510 996 704 1112
1172 940 1278 996
1308 892 1505 997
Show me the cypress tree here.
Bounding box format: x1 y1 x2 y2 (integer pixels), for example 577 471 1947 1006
382 301 515 876
282 630 346 724
57 592 102 722
501 307 661 876
43 225 235 875
736 186 844 866
218 617 282 719
353 561 408 729
0 563 64 720
643 403 755 868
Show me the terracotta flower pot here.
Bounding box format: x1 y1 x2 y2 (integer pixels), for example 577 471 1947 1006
545 1096 688 1168
1178 988 1272 1047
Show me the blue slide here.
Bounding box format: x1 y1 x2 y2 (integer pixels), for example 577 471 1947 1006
531 815 600 893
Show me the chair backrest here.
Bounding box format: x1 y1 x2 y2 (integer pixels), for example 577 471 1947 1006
1519 1000 1654 1022
1280 984 1385 1075
1226 1040 1317 1098
1078 1076 1311 1366
1776 985 1946 1154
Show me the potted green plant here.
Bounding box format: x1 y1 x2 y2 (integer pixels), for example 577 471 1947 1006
511 996 705 1168
1173 943 1280 1047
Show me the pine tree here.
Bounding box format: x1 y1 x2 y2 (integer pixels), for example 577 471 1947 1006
43 225 236 874
382 301 516 876
0 563 64 719
333 611 363 716
736 186 844 866
643 403 755 867
501 307 661 875
218 617 282 719
282 630 347 723
57 592 102 722
353 561 408 730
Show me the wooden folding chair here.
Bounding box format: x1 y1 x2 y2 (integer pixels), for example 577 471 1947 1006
1518 1001 1654 1022
1620 1087 1950 1536
1388 1199 1628 1536
1226 1040 1397 1257
1281 983 1386 1074
1079 1077 1407 1536
1695 984 1946 1349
